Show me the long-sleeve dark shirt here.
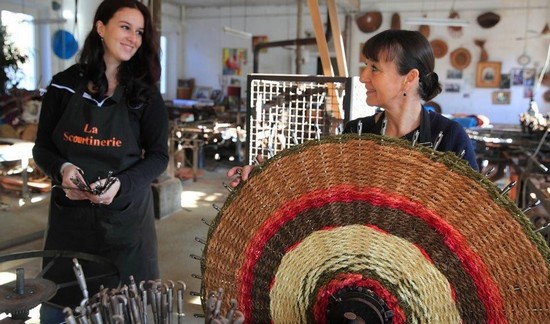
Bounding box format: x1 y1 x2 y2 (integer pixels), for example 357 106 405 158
33 64 169 202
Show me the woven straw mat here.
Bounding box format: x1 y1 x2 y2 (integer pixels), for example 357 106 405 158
201 134 550 323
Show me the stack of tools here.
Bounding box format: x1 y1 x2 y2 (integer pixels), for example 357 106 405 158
204 288 244 324
65 259 187 324
65 259 245 323
53 168 118 195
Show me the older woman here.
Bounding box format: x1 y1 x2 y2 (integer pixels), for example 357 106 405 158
228 29 478 187
344 29 478 170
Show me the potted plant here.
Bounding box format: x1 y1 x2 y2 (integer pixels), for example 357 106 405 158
0 25 27 94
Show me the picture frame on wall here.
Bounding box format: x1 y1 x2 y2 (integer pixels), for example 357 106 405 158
192 86 212 100
444 83 461 93
446 69 463 79
522 68 536 87
476 61 501 88
511 68 523 86
252 36 269 53
524 87 534 98
492 90 511 105
499 73 511 89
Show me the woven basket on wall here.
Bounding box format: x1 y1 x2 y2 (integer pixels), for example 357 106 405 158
201 134 550 323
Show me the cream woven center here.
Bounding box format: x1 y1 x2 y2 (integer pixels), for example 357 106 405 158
270 224 461 323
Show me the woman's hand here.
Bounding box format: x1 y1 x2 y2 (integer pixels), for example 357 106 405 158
61 164 89 201
62 164 120 205
226 155 264 188
85 177 120 206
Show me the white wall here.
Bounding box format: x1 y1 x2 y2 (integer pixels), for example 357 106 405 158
183 5 306 91
347 0 550 124
1 0 549 124
182 0 550 124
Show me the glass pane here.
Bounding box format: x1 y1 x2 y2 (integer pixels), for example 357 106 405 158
1 10 36 91
160 35 166 95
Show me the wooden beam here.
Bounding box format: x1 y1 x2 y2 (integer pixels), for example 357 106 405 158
307 0 334 77
327 0 348 77
307 0 343 120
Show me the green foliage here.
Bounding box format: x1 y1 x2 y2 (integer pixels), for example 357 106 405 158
0 25 27 94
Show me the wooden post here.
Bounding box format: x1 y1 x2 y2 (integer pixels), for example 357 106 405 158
307 0 334 77
306 0 343 121
327 0 348 77
295 0 304 74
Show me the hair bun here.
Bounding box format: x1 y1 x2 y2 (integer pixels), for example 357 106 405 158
421 72 441 101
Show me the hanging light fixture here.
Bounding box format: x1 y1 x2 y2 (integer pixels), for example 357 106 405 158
223 26 252 39
404 17 469 27
404 0 469 27
222 0 252 39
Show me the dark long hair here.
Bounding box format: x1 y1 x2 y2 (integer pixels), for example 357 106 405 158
362 29 441 101
78 0 161 107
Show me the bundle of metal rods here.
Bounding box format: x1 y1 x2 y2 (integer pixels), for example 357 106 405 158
203 288 244 324
63 275 186 324
64 259 244 323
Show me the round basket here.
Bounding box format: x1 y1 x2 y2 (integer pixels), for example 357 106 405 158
450 47 471 70
356 11 383 33
430 39 448 59
477 12 500 29
202 134 550 323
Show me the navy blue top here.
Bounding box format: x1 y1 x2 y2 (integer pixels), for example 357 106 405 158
344 107 479 171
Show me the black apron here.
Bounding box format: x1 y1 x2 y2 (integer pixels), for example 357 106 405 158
43 84 159 308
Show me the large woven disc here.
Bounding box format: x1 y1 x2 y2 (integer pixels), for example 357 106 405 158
201 134 550 323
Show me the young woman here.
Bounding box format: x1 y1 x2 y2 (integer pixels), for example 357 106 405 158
227 29 478 187
33 0 168 318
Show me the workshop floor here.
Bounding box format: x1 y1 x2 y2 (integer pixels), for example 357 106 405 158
0 160 235 323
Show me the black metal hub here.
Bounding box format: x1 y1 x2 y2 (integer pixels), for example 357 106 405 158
326 286 393 324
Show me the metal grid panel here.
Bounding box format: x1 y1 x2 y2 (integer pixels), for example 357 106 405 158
246 74 355 163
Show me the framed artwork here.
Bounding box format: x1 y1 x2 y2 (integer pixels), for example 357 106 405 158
223 48 247 76
523 68 536 87
446 69 463 79
192 86 212 100
444 83 461 93
499 73 511 89
476 61 501 88
210 89 223 103
511 68 523 86
492 91 511 105
524 87 534 98
252 36 268 53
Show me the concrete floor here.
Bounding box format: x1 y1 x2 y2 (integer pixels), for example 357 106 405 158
0 161 233 323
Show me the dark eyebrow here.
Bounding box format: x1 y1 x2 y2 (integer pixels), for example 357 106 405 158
119 19 144 30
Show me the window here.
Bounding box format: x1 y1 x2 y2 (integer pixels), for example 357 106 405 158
160 35 166 94
1 10 36 90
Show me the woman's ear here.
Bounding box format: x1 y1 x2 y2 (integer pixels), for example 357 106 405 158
407 68 420 83
96 21 105 38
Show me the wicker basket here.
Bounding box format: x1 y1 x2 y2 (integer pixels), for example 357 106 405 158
201 134 550 323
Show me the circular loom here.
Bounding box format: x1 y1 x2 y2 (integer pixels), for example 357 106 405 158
201 134 550 323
